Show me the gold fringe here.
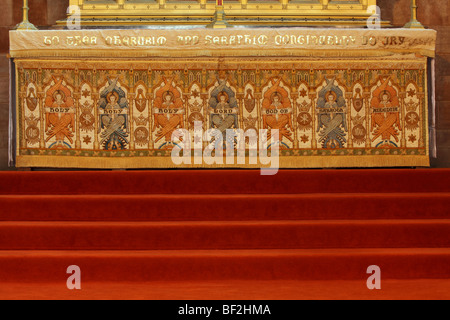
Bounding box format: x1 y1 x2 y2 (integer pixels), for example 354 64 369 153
16 155 430 169
13 57 428 72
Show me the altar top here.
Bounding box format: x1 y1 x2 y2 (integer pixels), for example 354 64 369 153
9 27 436 59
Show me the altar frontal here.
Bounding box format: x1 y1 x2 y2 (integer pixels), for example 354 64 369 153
9 28 436 168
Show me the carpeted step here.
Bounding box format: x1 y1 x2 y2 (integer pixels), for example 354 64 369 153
1 169 448 300
0 169 449 195
1 193 449 221
0 248 449 282
2 279 450 300
0 220 449 250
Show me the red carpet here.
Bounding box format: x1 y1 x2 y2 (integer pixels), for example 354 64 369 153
0 169 449 300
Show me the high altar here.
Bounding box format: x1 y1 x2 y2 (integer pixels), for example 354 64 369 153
8 0 436 168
